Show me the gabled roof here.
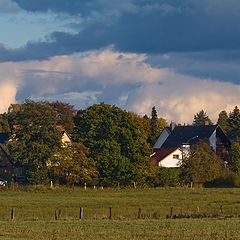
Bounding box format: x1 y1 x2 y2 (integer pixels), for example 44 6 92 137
152 147 180 162
161 125 218 148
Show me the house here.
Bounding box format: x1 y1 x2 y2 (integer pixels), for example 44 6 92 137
0 133 16 176
56 125 72 146
152 124 231 168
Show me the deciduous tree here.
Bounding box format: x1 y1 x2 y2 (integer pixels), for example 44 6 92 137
50 142 98 186
73 103 153 186
181 140 222 186
7 100 62 183
51 101 77 133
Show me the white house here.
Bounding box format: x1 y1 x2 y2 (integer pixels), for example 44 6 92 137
152 124 231 168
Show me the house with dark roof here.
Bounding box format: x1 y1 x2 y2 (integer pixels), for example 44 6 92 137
152 124 231 168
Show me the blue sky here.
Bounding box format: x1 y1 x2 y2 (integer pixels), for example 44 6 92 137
1 0 240 123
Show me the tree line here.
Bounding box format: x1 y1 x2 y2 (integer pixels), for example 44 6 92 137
1 101 240 187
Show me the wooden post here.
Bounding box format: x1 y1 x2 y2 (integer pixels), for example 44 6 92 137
55 210 58 221
117 182 120 191
101 186 103 190
11 208 15 221
80 207 83 220
93 185 96 189
138 208 142 219
84 183 87 190
109 207 112 219
58 209 61 219
170 206 173 218
220 205 223 214
50 181 53 189
197 206 200 213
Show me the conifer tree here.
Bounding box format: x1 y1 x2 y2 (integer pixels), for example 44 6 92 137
229 142 240 172
227 106 240 141
217 110 229 132
193 110 213 126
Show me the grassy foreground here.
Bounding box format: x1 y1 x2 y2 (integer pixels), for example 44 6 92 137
0 186 240 239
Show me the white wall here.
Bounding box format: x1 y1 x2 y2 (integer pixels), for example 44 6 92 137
209 130 216 152
158 149 183 168
153 128 170 149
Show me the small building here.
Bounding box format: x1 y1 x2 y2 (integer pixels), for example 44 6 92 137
152 124 231 167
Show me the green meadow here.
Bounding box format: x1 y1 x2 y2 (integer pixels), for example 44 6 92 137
0 186 240 239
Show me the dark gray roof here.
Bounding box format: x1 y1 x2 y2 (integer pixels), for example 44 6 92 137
161 125 218 148
0 133 10 144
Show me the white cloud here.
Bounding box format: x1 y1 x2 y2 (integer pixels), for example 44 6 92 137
1 50 240 123
0 0 20 13
0 83 16 112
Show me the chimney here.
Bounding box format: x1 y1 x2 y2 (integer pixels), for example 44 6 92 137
204 121 209 125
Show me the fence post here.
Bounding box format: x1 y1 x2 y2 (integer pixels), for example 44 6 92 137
170 206 173 218
80 207 83 220
84 183 87 190
138 208 142 219
109 207 112 219
11 208 15 221
58 209 61 219
220 205 223 214
55 210 58 221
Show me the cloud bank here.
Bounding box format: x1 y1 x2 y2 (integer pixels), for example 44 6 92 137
1 50 240 123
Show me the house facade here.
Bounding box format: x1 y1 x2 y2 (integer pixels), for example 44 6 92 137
152 124 231 168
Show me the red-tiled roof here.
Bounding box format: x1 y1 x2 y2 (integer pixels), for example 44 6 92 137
151 147 180 163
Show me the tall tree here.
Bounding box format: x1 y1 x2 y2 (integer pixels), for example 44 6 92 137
217 110 229 132
51 101 77 133
148 106 168 146
227 106 240 141
229 142 240 172
7 100 62 183
73 103 153 186
181 140 222 186
193 110 213 126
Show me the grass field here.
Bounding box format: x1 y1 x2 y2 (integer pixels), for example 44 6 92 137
0 186 240 239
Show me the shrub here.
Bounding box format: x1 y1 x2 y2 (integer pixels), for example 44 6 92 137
153 168 180 187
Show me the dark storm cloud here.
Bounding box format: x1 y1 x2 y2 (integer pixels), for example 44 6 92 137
1 0 240 62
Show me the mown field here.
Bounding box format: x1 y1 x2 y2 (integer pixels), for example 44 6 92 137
0 186 240 239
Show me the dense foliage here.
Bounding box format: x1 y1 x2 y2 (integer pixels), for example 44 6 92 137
180 141 222 186
49 142 98 186
7 100 62 183
73 103 154 186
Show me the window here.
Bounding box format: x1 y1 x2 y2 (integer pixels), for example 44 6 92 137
173 154 179 159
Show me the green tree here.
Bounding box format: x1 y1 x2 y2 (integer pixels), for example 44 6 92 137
181 140 222 186
51 101 77 133
7 100 62 184
193 110 213 126
229 142 240 172
217 110 229 132
0 114 10 132
50 142 98 186
227 106 240 141
73 103 153 186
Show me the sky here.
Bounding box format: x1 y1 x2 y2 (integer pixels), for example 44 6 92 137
1 0 240 123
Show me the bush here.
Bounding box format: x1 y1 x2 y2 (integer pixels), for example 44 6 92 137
153 168 180 187
205 169 240 187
